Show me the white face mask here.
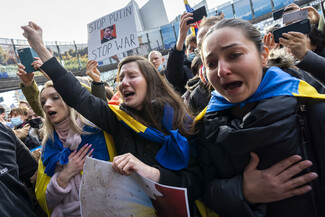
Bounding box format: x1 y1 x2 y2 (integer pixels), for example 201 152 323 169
11 116 23 127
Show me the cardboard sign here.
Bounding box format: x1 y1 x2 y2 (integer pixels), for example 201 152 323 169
87 5 139 61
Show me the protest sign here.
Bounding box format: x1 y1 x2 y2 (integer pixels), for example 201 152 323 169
87 5 139 61
80 157 190 217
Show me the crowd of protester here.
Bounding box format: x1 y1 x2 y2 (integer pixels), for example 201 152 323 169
1 2 325 217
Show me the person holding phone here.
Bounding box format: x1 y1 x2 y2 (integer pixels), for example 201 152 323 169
164 12 197 95
279 31 325 84
283 3 320 26
21 21 204 215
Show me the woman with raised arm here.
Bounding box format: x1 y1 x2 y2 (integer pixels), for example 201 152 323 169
22 21 322 217
21 22 203 214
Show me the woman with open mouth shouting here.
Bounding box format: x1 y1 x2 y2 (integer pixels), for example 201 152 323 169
196 18 325 217
16 68 112 216
21 22 202 215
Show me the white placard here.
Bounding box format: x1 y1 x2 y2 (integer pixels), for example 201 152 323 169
80 157 190 217
87 5 139 61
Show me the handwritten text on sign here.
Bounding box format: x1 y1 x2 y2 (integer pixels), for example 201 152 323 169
87 5 139 61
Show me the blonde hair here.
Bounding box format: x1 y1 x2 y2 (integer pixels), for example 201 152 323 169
40 80 93 144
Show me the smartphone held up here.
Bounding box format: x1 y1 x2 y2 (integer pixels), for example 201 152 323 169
187 6 207 25
272 19 311 43
17 47 39 73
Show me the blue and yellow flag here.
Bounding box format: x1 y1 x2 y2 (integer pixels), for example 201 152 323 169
196 66 325 120
109 104 190 171
194 66 325 217
35 130 116 216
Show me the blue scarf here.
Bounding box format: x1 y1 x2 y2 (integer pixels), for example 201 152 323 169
42 125 110 177
109 104 190 171
206 66 317 113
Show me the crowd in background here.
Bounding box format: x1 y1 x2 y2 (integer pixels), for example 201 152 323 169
1 2 325 217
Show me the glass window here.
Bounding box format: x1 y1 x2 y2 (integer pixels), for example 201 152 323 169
273 0 294 10
217 4 234 19
173 21 180 39
208 10 216 17
161 23 176 49
137 33 151 56
147 29 163 50
233 0 253 20
252 0 272 18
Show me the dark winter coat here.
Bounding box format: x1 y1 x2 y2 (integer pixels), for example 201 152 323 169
197 67 325 217
164 45 194 95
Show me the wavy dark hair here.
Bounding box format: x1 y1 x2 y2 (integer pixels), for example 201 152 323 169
117 56 194 136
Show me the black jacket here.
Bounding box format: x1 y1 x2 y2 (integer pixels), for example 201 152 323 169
165 45 193 95
296 50 325 84
40 57 202 210
0 123 37 217
185 76 211 115
198 95 325 217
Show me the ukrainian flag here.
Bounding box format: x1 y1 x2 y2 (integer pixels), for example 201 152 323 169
197 66 325 119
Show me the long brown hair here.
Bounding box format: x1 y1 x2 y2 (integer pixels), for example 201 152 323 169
117 56 194 136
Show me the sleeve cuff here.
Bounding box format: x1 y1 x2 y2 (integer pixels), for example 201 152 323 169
49 172 72 194
155 165 180 186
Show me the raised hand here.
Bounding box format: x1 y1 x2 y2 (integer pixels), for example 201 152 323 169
112 153 160 182
243 152 318 204
279 32 311 61
21 22 44 50
86 60 101 82
263 33 278 51
305 6 320 25
17 63 35 87
31 57 43 70
56 144 94 188
111 55 120 63
176 12 195 51
21 22 53 62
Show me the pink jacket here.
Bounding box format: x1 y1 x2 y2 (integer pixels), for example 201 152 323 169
46 171 82 217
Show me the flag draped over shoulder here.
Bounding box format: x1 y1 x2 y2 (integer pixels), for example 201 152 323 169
35 130 116 216
109 104 190 171
183 0 200 36
196 66 325 120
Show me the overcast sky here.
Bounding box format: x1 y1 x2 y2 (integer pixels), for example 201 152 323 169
0 0 228 43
